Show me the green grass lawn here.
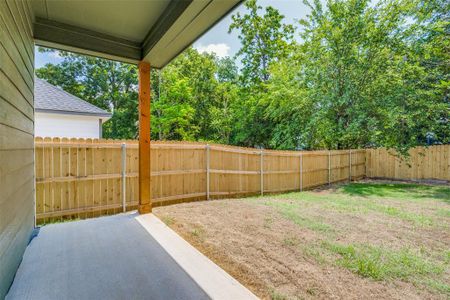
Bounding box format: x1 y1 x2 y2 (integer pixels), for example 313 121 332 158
255 182 450 295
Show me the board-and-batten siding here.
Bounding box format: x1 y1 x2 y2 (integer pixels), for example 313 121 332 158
0 0 35 297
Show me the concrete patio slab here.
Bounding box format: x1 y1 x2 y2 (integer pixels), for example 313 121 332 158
136 214 258 300
6 213 213 300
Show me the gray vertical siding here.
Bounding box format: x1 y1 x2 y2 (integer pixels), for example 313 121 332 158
0 0 35 297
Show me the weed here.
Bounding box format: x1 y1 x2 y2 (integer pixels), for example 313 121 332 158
161 215 175 226
39 217 80 226
444 250 450 264
436 209 450 218
300 244 328 265
270 289 288 300
264 217 274 229
266 201 332 233
425 279 450 295
323 242 444 281
306 286 318 296
190 225 205 240
283 236 298 247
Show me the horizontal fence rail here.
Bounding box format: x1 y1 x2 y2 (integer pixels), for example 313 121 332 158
34 137 366 223
35 137 448 224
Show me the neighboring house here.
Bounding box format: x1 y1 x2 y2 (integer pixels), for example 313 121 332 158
34 78 111 138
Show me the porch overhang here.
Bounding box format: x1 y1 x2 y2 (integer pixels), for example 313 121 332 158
29 0 242 215
31 0 242 67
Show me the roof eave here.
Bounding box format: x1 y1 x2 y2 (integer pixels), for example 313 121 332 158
32 1 243 67
36 108 112 118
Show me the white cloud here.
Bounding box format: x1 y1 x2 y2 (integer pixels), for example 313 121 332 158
195 43 230 58
49 51 63 59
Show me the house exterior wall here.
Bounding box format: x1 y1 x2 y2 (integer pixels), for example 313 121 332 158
0 0 35 297
35 112 103 138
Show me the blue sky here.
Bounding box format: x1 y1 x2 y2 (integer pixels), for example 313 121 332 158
35 0 313 68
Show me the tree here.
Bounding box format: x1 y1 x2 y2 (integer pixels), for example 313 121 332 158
229 0 294 86
150 66 198 141
228 0 295 147
35 0 449 153
261 0 449 154
36 49 139 139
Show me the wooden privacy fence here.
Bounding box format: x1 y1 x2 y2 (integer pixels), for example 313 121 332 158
366 145 450 182
34 137 365 223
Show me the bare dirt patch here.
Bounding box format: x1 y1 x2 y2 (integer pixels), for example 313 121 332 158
154 182 450 299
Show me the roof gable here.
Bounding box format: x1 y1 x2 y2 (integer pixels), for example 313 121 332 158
34 78 112 117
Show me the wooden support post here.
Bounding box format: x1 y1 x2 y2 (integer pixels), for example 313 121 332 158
138 61 151 214
121 143 126 212
206 144 210 200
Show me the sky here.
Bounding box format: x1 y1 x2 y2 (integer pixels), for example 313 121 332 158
35 0 313 68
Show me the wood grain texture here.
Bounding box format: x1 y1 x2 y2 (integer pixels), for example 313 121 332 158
35 140 448 224
34 138 370 223
366 146 449 181
138 62 151 214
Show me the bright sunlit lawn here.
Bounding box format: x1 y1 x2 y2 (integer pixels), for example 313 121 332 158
154 181 450 300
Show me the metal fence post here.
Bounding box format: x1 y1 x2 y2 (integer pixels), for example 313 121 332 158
328 151 331 185
299 153 303 192
206 144 210 200
121 143 126 212
260 149 264 196
349 149 352 182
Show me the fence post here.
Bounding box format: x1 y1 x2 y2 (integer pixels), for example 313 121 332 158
260 149 264 196
206 144 210 200
364 149 368 178
299 153 303 192
349 149 352 182
328 151 331 185
121 143 126 212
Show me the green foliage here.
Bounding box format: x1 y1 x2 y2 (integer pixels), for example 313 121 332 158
36 0 449 152
36 49 139 139
151 64 198 140
229 0 294 85
261 0 449 153
151 49 241 143
228 0 295 147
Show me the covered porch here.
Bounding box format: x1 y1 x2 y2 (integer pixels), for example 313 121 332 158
0 0 256 299
7 212 256 300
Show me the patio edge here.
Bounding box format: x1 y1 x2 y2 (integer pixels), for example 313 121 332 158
135 213 259 300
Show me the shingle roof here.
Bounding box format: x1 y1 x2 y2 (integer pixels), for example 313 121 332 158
34 78 112 117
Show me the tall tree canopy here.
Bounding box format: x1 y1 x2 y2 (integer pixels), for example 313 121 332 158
36 0 449 155
229 0 294 85
260 0 449 154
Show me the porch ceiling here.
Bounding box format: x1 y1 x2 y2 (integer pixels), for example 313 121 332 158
31 0 242 67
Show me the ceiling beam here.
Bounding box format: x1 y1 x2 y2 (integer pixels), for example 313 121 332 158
141 0 193 59
34 18 141 64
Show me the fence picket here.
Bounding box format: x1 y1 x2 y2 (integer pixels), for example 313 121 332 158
33 138 448 223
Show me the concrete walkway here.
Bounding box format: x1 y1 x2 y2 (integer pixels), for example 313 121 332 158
7 213 257 300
